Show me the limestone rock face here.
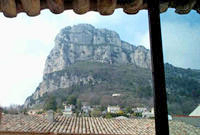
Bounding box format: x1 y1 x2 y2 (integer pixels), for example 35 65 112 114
130 46 151 69
43 24 150 74
24 24 151 108
33 73 96 100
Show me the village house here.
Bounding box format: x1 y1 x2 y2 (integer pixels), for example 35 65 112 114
82 105 93 114
63 104 75 117
107 105 120 113
132 107 148 113
142 108 155 118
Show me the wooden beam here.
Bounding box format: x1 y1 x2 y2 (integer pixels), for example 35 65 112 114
147 0 169 135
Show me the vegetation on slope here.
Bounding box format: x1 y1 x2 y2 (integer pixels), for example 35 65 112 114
165 63 200 114
32 62 200 115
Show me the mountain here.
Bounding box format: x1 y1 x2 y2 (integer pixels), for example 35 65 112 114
24 24 200 115
44 24 151 74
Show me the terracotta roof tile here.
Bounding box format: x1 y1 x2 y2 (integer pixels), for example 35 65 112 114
1 114 200 135
0 0 199 18
0 114 155 135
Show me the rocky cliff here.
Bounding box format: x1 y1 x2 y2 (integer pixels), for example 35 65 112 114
44 24 151 74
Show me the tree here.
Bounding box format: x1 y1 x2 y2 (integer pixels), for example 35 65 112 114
91 109 101 117
56 98 64 109
77 100 82 111
100 106 106 112
105 113 112 118
67 95 77 105
3 104 22 114
125 106 133 114
44 96 57 111
118 110 124 115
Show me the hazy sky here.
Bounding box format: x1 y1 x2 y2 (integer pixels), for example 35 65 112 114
0 9 199 107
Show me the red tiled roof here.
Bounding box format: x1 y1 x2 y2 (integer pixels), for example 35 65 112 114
1 114 200 135
0 0 200 18
0 114 154 135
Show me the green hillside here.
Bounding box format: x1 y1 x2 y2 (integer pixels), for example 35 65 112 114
165 63 200 114
31 62 200 115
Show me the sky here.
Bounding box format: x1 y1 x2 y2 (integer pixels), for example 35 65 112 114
0 8 199 107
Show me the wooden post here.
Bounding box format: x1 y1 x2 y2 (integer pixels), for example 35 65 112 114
147 0 169 135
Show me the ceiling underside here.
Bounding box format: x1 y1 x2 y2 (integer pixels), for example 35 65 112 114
0 0 199 17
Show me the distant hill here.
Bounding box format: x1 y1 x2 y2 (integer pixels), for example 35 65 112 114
165 63 200 114
24 24 200 115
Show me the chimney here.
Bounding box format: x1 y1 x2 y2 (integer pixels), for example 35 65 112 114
46 110 54 123
0 107 3 125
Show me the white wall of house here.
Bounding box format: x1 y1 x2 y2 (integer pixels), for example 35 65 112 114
107 106 120 113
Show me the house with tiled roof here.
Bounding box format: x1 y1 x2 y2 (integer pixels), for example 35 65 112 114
142 108 155 118
82 105 93 114
0 111 156 135
63 105 75 117
173 115 200 128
